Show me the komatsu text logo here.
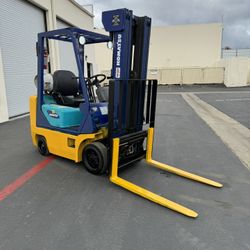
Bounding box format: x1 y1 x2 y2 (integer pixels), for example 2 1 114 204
116 34 122 67
47 110 59 119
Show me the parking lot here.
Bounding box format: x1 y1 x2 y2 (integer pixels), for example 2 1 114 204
0 85 250 250
197 92 250 128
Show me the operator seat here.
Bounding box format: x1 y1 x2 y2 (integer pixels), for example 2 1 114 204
52 70 84 107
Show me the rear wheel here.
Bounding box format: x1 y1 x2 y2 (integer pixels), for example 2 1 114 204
82 142 108 175
37 136 50 156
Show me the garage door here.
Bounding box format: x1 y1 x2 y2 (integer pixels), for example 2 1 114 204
0 0 46 117
56 19 78 76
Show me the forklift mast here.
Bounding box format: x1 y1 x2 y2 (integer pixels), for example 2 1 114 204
102 9 151 80
102 9 153 137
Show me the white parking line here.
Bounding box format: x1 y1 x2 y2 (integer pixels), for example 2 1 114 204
215 98 250 102
158 91 250 95
157 99 173 103
182 93 250 171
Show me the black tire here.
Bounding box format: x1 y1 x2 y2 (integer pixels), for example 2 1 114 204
82 142 108 175
37 136 50 156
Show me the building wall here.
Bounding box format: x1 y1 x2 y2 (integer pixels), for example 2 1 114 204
0 0 94 123
147 67 225 85
29 0 95 71
94 23 223 74
149 24 222 68
94 29 112 75
0 49 8 122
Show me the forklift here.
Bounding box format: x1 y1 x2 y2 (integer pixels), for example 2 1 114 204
30 8 222 218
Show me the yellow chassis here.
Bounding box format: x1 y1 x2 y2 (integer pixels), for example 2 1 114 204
110 128 223 218
30 96 107 162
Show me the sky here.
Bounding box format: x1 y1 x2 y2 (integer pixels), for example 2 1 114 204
76 0 250 49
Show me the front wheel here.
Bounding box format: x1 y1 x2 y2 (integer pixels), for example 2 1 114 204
82 142 108 175
37 136 50 156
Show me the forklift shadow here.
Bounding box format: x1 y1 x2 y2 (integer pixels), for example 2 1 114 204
49 154 107 179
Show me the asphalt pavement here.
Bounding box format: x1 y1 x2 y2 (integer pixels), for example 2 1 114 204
197 92 250 128
0 86 250 250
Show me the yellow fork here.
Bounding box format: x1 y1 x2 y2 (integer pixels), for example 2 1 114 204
146 128 223 188
110 137 198 218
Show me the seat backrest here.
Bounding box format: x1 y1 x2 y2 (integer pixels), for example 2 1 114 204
53 70 78 96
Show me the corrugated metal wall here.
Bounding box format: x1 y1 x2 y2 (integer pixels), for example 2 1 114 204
56 19 78 75
0 0 45 117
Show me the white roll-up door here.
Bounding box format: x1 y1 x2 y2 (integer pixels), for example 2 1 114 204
56 19 78 75
0 0 46 117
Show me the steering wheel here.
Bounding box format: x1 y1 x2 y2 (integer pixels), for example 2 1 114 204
85 74 106 87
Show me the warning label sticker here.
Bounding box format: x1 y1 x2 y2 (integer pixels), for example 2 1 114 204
115 67 121 78
100 106 108 115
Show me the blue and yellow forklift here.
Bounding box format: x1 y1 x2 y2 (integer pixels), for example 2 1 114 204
30 8 222 218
